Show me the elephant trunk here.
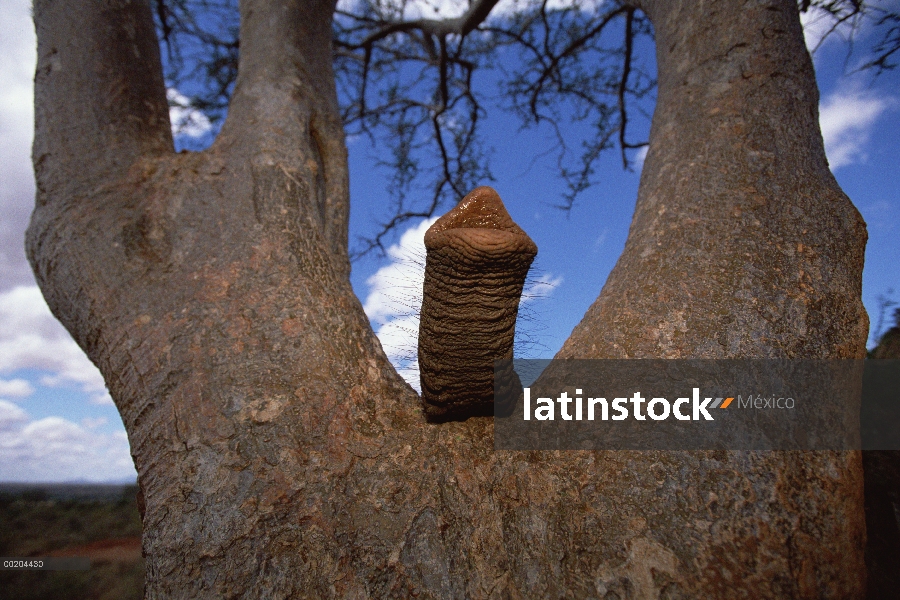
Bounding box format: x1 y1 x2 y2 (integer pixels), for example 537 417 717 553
418 186 537 421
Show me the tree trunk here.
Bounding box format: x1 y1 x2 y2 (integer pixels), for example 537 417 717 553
27 0 867 598
557 0 869 596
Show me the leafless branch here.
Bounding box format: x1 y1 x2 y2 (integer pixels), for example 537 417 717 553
618 8 635 169
154 1 661 251
339 0 504 50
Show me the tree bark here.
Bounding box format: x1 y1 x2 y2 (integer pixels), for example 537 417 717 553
557 0 869 596
27 0 867 598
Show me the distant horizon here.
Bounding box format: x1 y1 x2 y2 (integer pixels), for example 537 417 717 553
0 480 138 486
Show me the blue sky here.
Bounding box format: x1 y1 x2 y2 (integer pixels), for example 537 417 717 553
0 1 897 482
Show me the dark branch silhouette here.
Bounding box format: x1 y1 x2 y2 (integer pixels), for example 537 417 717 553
153 0 897 254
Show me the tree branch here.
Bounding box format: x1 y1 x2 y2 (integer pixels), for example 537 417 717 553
221 0 337 150
618 7 636 169
343 0 504 50
860 8 900 72
32 0 172 197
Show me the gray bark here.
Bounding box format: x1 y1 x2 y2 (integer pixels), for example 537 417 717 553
557 0 869 595
27 0 868 597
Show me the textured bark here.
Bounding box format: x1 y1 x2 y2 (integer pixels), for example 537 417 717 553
418 187 537 421
556 0 869 595
27 0 868 598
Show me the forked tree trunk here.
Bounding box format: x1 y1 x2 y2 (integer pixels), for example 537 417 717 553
28 0 867 598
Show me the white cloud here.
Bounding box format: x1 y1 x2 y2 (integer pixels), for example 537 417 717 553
167 88 213 139
403 0 468 20
633 145 649 170
339 0 606 23
363 217 433 323
363 218 435 390
0 286 109 398
542 0 606 12
0 0 41 291
521 273 563 305
88 391 115 406
81 416 108 430
858 199 899 233
0 399 28 431
371 314 422 391
0 406 135 482
593 227 609 251
819 88 892 170
0 377 34 398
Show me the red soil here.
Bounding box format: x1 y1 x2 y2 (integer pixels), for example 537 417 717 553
47 536 142 563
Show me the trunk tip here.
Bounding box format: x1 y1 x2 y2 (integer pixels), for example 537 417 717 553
429 186 518 233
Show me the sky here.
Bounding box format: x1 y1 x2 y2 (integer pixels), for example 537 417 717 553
0 0 898 482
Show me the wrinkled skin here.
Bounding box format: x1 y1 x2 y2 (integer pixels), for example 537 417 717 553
418 187 537 421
